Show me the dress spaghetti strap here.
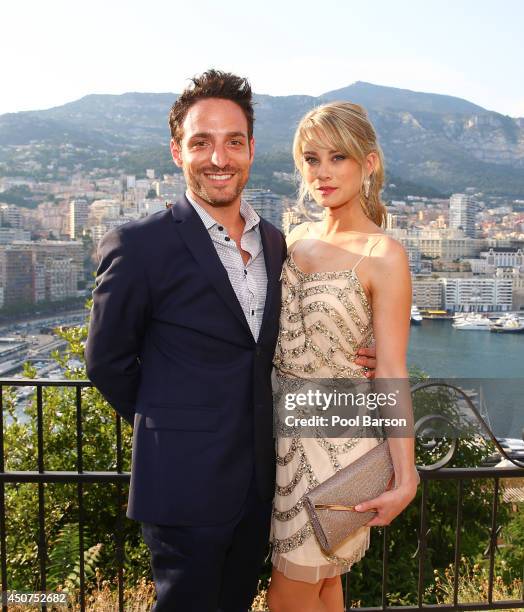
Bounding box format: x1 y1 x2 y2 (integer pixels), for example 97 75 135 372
352 236 383 273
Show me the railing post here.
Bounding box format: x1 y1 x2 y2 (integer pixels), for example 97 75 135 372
381 526 389 610
417 479 429 609
0 387 8 612
36 385 47 611
76 384 86 612
453 479 464 608
487 477 500 605
115 413 125 612
344 572 352 610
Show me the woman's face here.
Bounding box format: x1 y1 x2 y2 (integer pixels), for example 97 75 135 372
301 143 370 210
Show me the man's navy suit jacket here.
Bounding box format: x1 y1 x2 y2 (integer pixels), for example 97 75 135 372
85 195 287 526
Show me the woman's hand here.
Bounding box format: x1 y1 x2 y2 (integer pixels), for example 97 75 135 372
354 478 419 527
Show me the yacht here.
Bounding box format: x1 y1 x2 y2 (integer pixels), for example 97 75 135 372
452 313 491 330
491 313 515 325
490 314 524 333
410 305 423 325
421 309 450 319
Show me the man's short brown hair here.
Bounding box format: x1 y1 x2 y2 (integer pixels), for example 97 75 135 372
169 69 254 144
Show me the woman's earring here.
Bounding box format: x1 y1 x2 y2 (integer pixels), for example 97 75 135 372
363 175 371 198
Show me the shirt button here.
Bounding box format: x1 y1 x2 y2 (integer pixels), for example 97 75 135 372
218 226 223 231
225 236 231 242
244 270 247 275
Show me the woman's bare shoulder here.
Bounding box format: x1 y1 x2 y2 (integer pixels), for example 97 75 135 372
371 234 408 261
365 235 410 292
286 222 310 248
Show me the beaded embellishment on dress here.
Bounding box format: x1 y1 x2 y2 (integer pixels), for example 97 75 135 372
271 239 382 583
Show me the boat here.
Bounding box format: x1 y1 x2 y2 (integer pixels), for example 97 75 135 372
452 313 492 330
490 314 524 333
420 309 451 319
491 313 514 325
410 305 423 325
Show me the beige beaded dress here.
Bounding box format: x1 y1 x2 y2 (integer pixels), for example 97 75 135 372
271 236 383 583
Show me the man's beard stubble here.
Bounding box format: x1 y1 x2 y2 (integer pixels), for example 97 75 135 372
184 165 248 208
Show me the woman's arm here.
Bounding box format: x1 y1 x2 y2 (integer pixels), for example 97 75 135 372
355 237 419 525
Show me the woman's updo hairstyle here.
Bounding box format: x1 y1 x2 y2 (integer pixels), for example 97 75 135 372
293 101 386 227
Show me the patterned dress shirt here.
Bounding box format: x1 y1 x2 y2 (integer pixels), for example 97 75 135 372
186 191 268 341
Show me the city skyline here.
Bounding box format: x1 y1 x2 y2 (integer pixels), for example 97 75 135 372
1 0 523 117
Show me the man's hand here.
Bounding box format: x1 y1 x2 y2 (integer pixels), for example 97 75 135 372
355 345 377 379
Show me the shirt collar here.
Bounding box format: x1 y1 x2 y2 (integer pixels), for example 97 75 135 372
185 190 260 233
240 199 261 233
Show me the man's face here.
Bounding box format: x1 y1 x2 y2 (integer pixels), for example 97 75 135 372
171 98 255 207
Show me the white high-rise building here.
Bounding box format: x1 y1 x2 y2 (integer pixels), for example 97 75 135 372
386 212 398 229
411 278 444 309
387 227 483 261
144 199 167 216
0 204 22 228
449 193 477 238
482 248 524 270
88 199 121 225
69 199 89 239
243 189 284 230
442 277 512 312
44 257 78 301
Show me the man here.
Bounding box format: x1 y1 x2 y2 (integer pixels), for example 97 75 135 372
85 69 376 612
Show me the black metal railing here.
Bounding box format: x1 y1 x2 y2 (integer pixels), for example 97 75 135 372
0 379 128 612
0 379 523 611
343 466 524 611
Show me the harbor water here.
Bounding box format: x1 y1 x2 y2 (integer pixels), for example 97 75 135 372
408 319 524 439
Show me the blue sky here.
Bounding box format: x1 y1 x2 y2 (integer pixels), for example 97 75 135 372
1 0 523 116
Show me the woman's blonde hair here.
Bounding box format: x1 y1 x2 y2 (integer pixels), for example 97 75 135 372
293 101 387 227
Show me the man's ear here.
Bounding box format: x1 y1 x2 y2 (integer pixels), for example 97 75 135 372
170 139 183 168
249 137 255 165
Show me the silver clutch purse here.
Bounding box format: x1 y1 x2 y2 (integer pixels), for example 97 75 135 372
303 441 394 553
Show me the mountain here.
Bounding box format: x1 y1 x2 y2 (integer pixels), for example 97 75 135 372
0 92 173 147
321 81 486 114
1 82 523 196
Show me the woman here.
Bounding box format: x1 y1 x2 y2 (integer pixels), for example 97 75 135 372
267 102 419 612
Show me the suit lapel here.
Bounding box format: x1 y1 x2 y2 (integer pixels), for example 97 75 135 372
171 196 252 338
258 219 282 340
